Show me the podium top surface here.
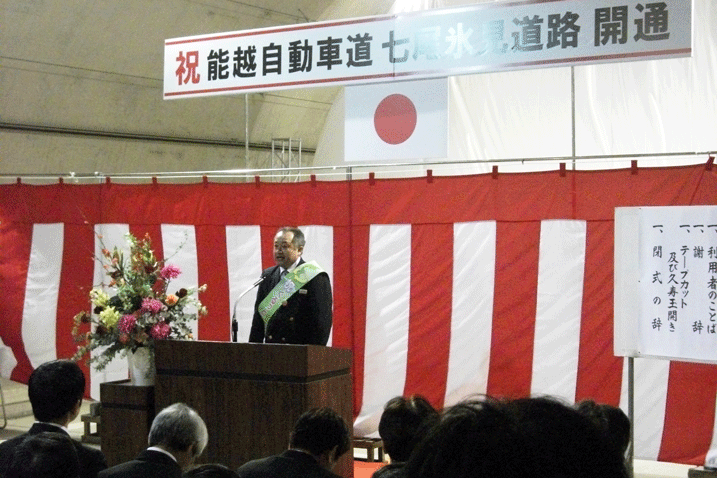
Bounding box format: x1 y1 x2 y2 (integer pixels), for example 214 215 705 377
155 340 351 380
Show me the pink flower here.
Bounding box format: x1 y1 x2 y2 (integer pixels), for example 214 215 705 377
119 333 130 344
150 322 171 340
141 298 163 314
119 315 136 334
160 264 181 280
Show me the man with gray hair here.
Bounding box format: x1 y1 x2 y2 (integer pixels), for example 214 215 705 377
99 402 208 478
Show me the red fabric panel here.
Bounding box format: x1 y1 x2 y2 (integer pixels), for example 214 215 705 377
96 182 351 226
349 170 575 225
350 225 370 421
575 220 624 404
659 361 717 464
573 164 713 220
0 183 101 226
487 221 540 399
0 221 33 382
260 226 276 269
56 225 95 395
403 224 452 410
196 225 230 341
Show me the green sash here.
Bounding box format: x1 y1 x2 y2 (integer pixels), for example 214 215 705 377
258 261 325 325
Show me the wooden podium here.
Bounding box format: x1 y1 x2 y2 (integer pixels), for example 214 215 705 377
154 340 353 477
99 380 154 467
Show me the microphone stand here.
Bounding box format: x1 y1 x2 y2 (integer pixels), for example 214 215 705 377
231 276 265 342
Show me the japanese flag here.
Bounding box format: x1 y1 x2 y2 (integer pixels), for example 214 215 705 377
344 78 448 162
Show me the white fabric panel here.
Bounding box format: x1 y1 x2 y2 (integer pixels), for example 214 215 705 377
531 220 586 402
0 337 18 378
161 225 199 339
448 69 572 165
576 0 717 157
299 225 334 346
21 223 63 369
620 357 670 460
354 224 411 437
91 224 131 400
444 221 496 406
226 226 263 343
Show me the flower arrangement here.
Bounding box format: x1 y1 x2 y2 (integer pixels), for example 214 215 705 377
72 232 207 371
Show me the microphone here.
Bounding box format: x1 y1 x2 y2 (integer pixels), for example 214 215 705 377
231 273 267 342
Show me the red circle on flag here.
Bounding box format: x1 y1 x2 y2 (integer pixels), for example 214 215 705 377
373 94 417 145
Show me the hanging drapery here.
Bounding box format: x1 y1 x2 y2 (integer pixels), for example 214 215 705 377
1 161 716 464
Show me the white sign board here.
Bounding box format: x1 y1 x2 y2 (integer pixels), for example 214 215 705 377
615 206 717 363
164 0 692 99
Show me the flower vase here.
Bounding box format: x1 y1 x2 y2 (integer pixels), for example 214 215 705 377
127 347 155 386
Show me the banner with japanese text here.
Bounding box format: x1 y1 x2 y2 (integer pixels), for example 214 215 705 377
638 206 717 362
164 0 691 98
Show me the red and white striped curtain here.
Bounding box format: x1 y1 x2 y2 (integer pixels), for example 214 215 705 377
1 162 716 464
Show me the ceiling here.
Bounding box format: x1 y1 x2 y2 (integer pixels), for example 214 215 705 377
0 0 409 174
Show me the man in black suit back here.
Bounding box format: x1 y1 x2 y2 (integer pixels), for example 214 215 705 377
0 359 107 478
98 402 208 478
236 407 350 478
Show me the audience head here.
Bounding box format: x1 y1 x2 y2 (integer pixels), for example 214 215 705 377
149 403 208 467
506 396 628 478
28 359 85 423
402 397 523 478
289 407 351 469
5 431 80 478
576 399 631 456
182 463 239 478
378 394 439 462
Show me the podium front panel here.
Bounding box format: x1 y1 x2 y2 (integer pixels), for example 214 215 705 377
154 340 353 477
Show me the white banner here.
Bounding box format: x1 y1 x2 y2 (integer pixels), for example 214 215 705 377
638 206 717 362
164 0 691 98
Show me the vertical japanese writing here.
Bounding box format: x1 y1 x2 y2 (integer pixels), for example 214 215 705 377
595 6 628 45
634 2 670 41
547 12 580 48
382 30 410 63
445 23 475 58
316 36 343 70
475 20 509 55
233 46 257 78
512 15 544 52
648 221 717 338
288 40 313 73
263 43 282 75
175 51 200 85
208 49 230 81
347 33 373 67
413 27 442 60
708 245 717 334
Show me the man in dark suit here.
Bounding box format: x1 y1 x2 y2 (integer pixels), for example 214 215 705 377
236 407 350 478
249 227 332 345
0 359 107 478
98 402 208 478
5 431 81 478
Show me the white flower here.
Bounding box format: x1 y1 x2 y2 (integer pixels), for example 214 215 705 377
89 288 110 307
